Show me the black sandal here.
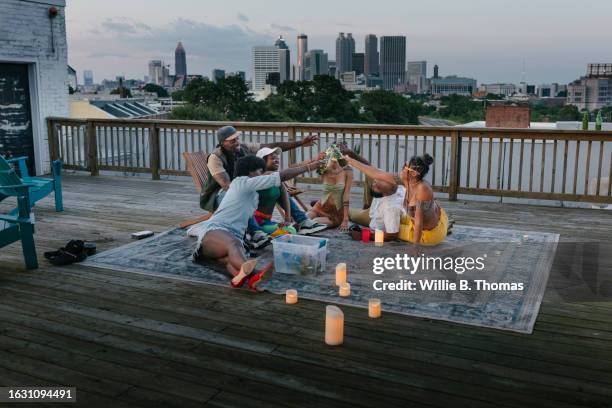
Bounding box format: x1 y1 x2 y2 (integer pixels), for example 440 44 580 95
44 240 96 265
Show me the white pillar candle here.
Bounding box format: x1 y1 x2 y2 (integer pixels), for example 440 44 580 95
375 229 384 247
286 289 298 304
339 282 351 297
325 305 344 346
335 263 347 286
368 298 381 318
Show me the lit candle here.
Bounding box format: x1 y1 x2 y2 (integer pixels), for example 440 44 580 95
368 298 381 318
335 263 347 286
375 229 384 247
325 305 344 346
286 289 298 304
339 282 351 297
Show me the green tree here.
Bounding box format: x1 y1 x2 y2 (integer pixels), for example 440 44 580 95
359 90 422 124
68 85 75 94
434 94 484 123
144 83 169 97
110 88 132 98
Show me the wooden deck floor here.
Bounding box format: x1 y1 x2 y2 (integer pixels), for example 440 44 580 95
1 173 611 408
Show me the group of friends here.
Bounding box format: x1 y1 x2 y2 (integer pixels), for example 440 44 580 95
187 125 450 291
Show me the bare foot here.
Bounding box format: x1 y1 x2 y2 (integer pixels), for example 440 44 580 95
231 258 258 286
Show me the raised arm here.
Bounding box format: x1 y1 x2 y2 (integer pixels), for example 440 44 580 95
279 160 320 182
344 156 397 186
261 134 319 152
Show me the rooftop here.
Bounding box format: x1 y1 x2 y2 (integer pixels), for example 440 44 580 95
1 173 611 407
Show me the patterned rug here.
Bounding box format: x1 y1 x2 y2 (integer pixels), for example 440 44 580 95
83 226 559 333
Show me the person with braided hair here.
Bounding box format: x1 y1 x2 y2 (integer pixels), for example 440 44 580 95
344 152 449 246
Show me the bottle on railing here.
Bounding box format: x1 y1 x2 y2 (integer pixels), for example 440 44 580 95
582 111 589 131
595 110 603 131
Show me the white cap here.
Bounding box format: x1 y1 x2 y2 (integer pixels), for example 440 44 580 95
256 147 282 159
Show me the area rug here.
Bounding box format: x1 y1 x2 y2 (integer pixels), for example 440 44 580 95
83 226 559 333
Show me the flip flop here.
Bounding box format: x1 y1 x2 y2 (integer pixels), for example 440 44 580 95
48 249 88 266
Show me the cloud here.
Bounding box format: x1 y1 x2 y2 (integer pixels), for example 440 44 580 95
270 23 296 32
77 17 275 78
237 13 249 22
100 18 151 34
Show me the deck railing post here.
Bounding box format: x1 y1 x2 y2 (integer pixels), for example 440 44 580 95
149 123 161 180
86 120 99 176
287 126 296 167
449 129 462 201
46 118 59 164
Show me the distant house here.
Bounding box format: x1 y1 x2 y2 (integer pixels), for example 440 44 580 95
0 0 69 175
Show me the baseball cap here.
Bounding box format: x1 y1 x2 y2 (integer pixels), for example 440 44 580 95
256 147 282 158
216 126 240 145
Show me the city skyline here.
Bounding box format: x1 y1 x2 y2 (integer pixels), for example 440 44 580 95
66 0 612 84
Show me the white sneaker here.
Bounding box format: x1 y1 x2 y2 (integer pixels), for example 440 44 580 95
248 230 271 248
298 219 327 235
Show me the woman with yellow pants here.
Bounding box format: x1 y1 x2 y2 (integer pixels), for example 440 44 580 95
344 153 448 246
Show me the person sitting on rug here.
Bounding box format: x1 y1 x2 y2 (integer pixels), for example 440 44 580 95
307 143 353 232
348 178 405 242
188 155 322 291
246 147 297 242
201 126 324 245
344 153 449 246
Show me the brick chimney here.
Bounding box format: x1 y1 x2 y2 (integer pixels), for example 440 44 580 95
485 105 531 128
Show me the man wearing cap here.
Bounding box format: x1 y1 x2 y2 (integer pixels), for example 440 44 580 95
200 125 319 212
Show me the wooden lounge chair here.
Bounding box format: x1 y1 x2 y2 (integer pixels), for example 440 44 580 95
0 155 63 214
0 184 38 269
179 151 309 228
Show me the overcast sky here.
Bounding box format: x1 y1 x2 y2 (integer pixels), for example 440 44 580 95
66 0 611 85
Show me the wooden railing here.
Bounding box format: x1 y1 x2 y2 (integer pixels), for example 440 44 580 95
46 117 612 204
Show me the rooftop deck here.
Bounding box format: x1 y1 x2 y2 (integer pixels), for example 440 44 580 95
1 173 611 408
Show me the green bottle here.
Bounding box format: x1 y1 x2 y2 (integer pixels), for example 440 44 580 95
595 111 603 131
582 112 589 130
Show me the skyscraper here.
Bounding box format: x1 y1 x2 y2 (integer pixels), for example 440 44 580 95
407 61 427 93
212 69 225 83
304 49 329 81
364 34 379 77
148 60 167 85
297 34 308 81
335 33 355 79
352 53 364 76
252 46 280 91
275 35 290 83
83 70 93 86
379 36 406 90
175 42 187 77
433 64 439 79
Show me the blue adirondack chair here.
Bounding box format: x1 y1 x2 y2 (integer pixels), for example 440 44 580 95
0 184 37 269
0 155 63 213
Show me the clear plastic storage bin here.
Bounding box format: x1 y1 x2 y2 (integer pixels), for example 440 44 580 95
272 234 328 275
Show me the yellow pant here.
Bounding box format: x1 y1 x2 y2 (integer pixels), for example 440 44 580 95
398 208 448 246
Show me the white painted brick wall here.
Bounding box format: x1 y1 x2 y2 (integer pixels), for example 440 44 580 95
0 0 68 174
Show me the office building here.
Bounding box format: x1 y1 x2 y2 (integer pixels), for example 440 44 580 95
364 34 379 77
252 46 279 91
175 42 187 77
480 83 516 96
567 63 612 110
433 64 439 79
212 69 225 83
537 83 562 98
407 61 427 93
328 60 336 78
352 53 364 76
304 49 329 80
84 70 94 86
297 34 308 81
380 36 406 90
148 60 169 86
275 36 290 83
226 71 246 81
430 75 477 96
335 33 355 79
